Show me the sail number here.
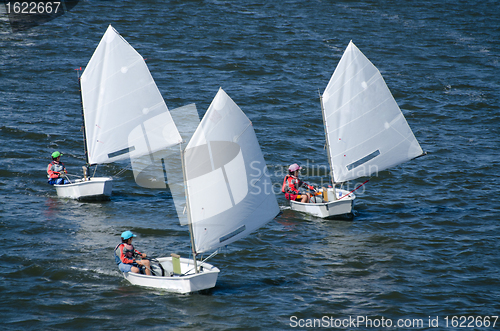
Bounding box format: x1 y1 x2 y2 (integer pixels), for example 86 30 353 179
5 2 61 14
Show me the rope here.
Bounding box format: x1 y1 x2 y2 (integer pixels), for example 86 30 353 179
112 164 132 178
181 249 220 276
60 173 72 184
337 179 369 200
64 174 82 178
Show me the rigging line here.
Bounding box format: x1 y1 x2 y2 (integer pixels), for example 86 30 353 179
337 179 369 200
180 249 220 276
200 249 219 265
113 163 132 177
61 173 73 184
64 174 82 178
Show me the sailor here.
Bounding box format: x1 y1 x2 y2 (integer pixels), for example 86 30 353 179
114 230 151 276
282 163 316 203
47 151 68 185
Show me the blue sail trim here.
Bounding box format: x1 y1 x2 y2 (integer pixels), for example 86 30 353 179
346 150 380 171
108 146 135 159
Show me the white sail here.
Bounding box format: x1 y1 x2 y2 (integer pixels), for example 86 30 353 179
183 88 280 253
80 25 182 166
322 41 423 183
131 104 200 225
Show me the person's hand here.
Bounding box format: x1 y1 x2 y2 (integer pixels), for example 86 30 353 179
141 253 147 258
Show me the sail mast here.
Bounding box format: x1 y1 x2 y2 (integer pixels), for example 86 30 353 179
77 69 90 170
319 90 337 199
180 146 199 274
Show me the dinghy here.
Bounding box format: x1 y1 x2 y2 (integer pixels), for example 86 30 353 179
55 25 182 200
123 88 280 293
290 41 424 218
124 256 220 294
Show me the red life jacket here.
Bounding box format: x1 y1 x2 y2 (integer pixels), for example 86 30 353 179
282 174 316 201
282 175 299 200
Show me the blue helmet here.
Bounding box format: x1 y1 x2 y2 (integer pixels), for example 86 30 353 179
121 230 136 240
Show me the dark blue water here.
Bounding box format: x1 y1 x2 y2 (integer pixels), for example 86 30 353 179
1 1 499 330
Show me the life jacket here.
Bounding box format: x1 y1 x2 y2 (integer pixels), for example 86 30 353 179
282 174 315 200
282 175 299 200
123 244 135 258
282 175 300 193
114 243 140 265
47 161 65 179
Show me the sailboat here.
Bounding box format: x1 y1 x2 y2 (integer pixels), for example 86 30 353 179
290 41 424 218
54 25 182 200
123 88 280 293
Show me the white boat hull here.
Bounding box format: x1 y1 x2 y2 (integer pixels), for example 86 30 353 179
54 177 113 200
123 257 220 294
290 188 355 218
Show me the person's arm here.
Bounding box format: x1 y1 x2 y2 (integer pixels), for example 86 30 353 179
299 180 316 192
135 249 146 258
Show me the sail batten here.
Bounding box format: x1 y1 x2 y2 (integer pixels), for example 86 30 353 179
184 88 279 254
80 25 182 166
346 150 381 171
108 146 135 159
323 41 423 183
